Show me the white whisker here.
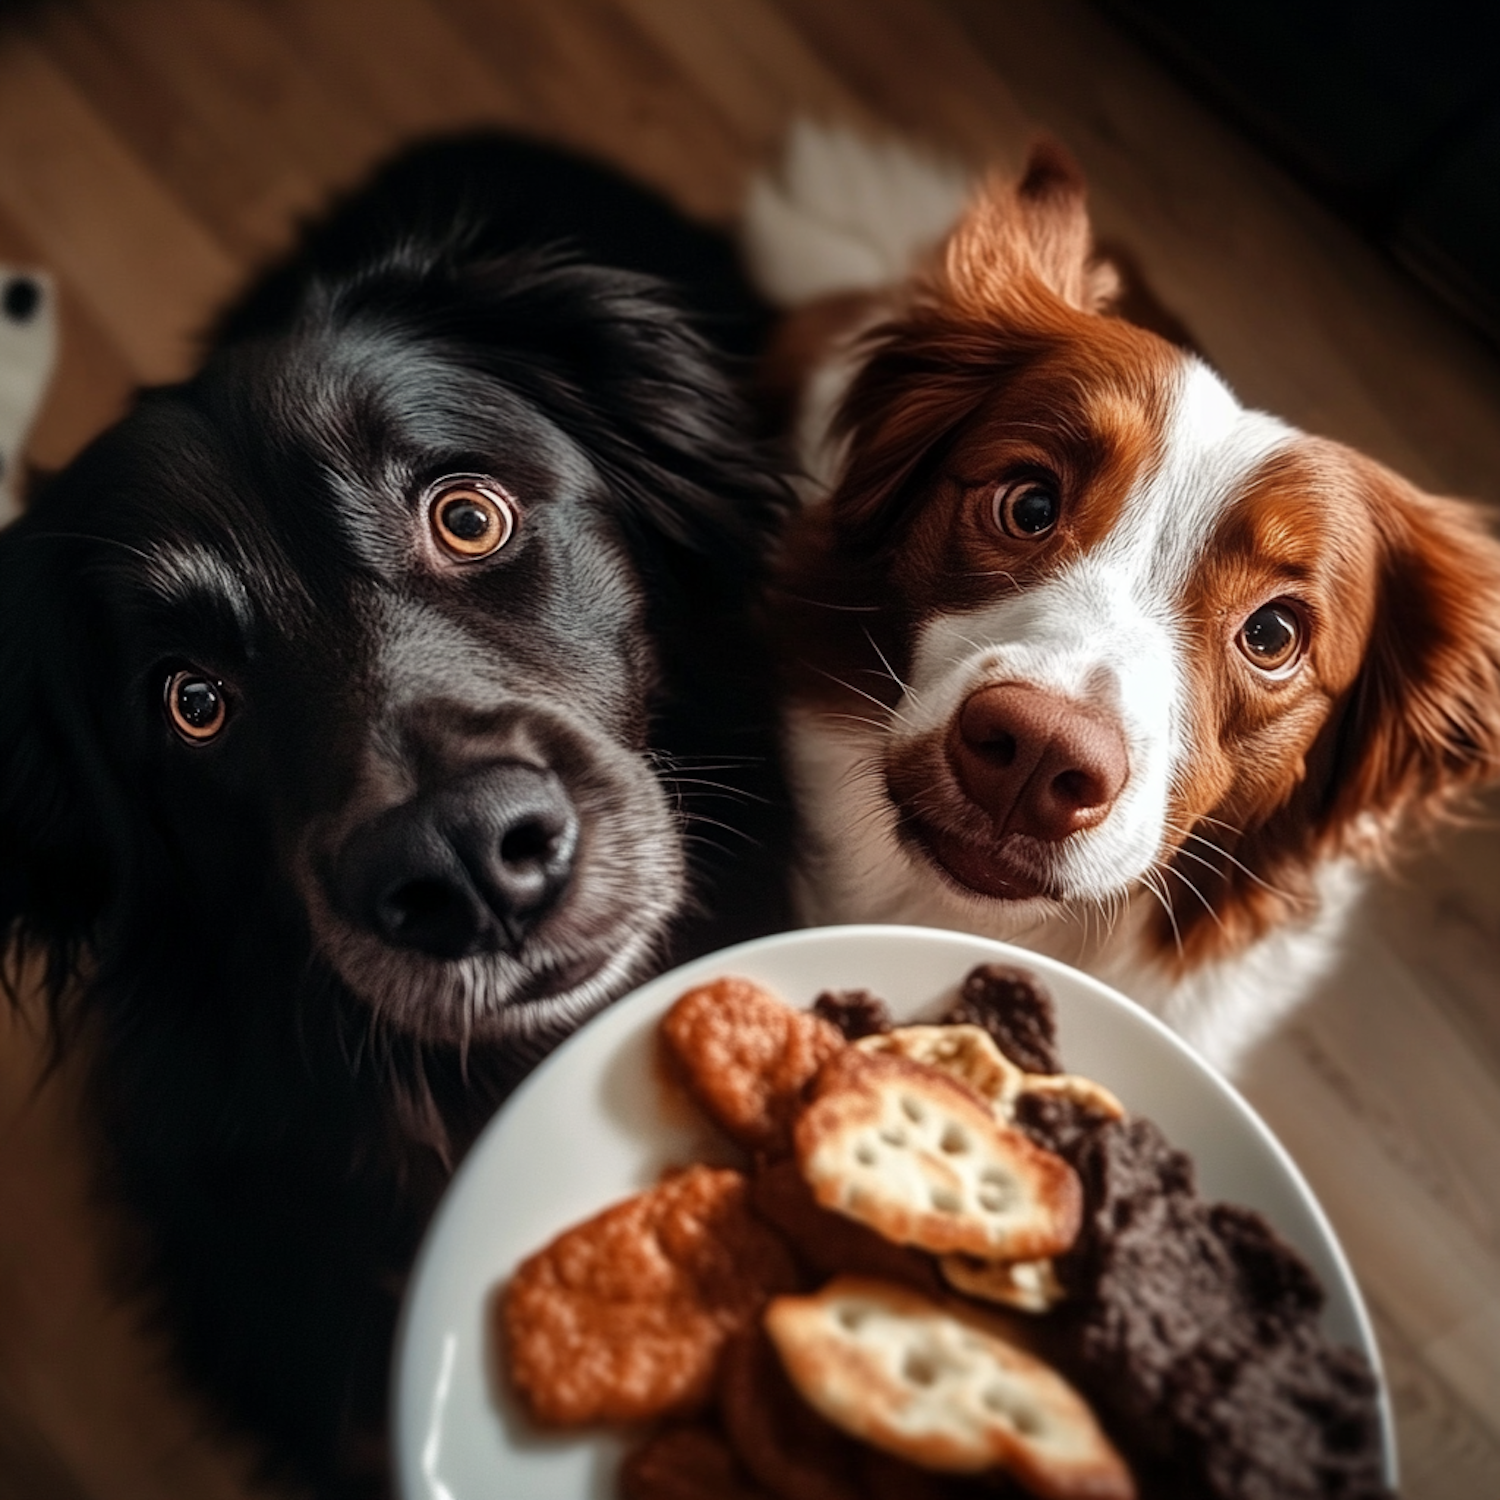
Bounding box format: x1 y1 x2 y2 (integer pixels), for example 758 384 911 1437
863 627 920 709
813 665 913 728
1164 819 1306 906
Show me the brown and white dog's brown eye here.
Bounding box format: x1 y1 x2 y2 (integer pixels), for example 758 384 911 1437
165 669 227 742
992 478 1060 539
427 477 517 560
1237 602 1304 673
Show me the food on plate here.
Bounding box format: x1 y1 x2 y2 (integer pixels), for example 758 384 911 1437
853 1022 1125 1123
811 987 894 1039
620 1421 773 1500
749 1156 942 1293
503 1163 798 1425
794 1047 1083 1260
937 1251 1066 1314
661 975 845 1152
766 1276 1134 1497
855 1023 1026 1110
1034 1106 1389 1499
499 965 1391 1499
944 964 1066 1075
719 1324 864 1500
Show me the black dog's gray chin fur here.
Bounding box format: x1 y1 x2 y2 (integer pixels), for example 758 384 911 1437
319 911 669 1047
306 781 685 1046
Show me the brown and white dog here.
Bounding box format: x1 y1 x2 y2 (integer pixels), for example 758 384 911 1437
744 124 1500 1070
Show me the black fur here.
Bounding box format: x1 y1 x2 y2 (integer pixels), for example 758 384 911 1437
0 135 791 1494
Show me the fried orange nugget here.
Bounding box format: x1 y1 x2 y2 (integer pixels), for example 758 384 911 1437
503 1164 800 1426
661 976 846 1153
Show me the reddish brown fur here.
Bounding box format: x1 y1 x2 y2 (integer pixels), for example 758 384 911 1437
1162 441 1500 964
773 138 1500 975
773 146 1175 713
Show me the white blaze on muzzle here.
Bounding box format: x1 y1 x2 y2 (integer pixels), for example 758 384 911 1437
894 361 1295 901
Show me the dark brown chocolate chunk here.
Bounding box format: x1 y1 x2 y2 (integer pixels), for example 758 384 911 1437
1013 1090 1119 1157
944 963 1062 1074
810 988 892 1040
1050 1116 1392 1500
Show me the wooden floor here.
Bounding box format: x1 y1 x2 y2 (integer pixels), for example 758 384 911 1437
1 1 1498 1497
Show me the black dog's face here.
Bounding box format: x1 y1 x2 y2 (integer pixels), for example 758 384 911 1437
4 315 690 1046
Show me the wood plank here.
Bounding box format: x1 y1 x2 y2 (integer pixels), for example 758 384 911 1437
254 0 527 141
1372 786 1500 1082
434 0 752 221
617 0 880 154
42 0 390 266
1286 929 1500 1260
772 0 1031 165
1425 1304 1500 1450
1367 1296 1500 1500
34 1 278 266
1238 933 1500 1449
0 32 238 383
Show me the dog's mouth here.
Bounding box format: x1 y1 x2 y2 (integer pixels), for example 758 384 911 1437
901 814 1058 902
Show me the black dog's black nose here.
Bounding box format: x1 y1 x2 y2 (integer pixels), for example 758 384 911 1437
333 765 579 959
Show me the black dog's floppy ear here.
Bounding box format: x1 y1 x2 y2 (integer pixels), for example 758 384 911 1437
521 260 790 583
0 509 130 992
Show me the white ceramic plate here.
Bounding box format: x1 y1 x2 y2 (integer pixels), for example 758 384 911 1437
394 924 1396 1498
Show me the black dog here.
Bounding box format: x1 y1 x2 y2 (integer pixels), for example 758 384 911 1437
0 136 789 1494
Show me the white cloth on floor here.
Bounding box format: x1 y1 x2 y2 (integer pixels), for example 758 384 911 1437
0 267 58 526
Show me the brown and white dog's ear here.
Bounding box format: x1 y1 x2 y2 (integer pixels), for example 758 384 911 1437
1323 455 1500 839
827 142 1119 548
938 139 1118 317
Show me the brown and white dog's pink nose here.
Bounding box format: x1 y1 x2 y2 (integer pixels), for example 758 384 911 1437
947 684 1128 842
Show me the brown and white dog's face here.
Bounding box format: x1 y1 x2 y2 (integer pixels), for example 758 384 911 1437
780 146 1500 967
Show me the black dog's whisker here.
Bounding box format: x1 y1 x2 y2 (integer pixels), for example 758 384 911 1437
20 528 160 565
659 775 765 800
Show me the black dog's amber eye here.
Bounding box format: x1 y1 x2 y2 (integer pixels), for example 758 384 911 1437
165 670 227 742
1238 602 1304 673
428 478 517 560
992 478 1060 539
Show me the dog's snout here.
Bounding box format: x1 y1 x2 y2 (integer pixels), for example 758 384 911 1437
948 684 1127 841
332 765 579 959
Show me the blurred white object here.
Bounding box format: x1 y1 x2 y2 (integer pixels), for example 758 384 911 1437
742 119 971 307
0 267 58 525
